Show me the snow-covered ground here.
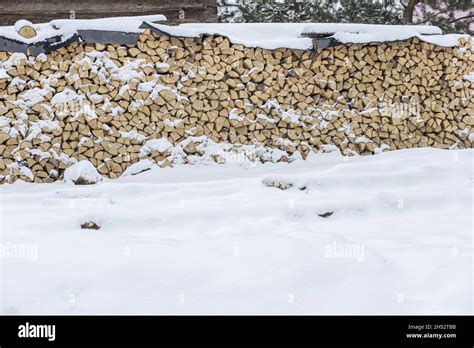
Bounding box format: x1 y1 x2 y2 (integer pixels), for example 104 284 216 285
0 148 472 314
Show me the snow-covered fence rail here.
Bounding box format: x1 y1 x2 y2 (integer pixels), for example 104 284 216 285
0 19 472 184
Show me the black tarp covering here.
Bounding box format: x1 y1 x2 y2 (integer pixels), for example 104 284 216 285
314 37 341 49
0 29 140 55
77 30 139 45
29 32 81 55
0 36 28 54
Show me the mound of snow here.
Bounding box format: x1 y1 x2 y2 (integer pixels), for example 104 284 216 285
64 160 103 185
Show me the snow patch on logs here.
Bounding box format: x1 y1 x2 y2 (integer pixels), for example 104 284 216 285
141 138 173 154
51 88 85 104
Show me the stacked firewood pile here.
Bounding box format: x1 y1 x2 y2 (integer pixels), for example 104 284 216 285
0 28 472 183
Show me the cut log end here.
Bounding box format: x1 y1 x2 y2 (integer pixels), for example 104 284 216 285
17 25 37 39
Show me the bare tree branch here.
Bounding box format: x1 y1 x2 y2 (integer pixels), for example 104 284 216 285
446 13 474 24
414 7 454 24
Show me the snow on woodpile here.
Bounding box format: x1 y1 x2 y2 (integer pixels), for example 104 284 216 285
302 23 442 36
144 23 315 50
0 14 167 44
144 21 470 49
303 23 470 47
0 16 469 50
